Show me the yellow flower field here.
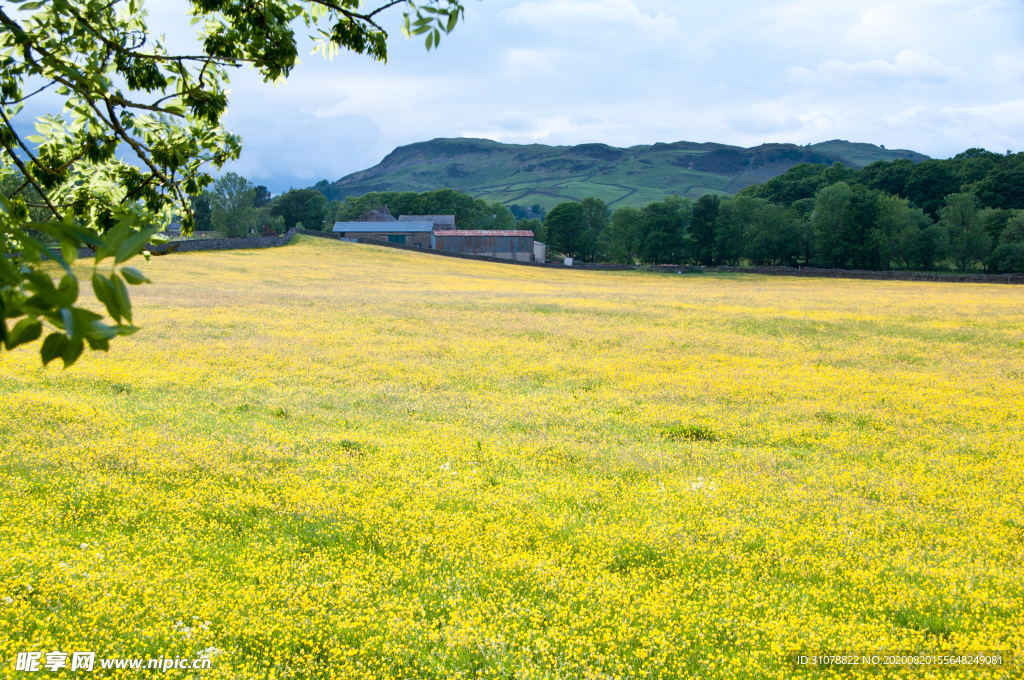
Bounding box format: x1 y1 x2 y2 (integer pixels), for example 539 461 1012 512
1 236 1022 679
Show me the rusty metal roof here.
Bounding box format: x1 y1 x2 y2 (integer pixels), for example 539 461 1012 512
432 230 535 237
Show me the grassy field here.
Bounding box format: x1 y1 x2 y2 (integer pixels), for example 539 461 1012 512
2 236 1022 679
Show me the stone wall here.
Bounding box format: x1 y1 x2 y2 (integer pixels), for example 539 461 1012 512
347 239 1023 284
146 229 298 255
51 227 1021 285
707 265 1024 285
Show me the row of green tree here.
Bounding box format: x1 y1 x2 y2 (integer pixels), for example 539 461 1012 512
189 173 321 237
540 150 1024 273
192 178 532 236
744 148 1023 217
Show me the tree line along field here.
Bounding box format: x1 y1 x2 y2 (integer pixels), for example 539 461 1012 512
175 148 1024 276
1 237 1022 679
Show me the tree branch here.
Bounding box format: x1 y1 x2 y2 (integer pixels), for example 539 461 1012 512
0 110 63 220
0 81 58 106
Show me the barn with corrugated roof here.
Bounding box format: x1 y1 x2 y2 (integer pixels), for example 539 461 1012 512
431 230 536 262
332 221 435 248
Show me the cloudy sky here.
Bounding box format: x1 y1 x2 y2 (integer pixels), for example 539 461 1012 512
128 0 1024 191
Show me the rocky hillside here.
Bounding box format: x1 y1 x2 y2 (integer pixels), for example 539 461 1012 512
327 138 928 210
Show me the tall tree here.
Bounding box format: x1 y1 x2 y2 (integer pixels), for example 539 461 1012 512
811 182 855 268
603 207 642 264
253 186 273 209
209 173 259 237
1 0 465 366
581 197 610 234
989 211 1024 273
714 197 743 266
689 194 720 266
190 194 213 233
739 196 801 266
270 189 328 231
940 193 990 272
639 201 682 265
518 218 545 243
544 202 586 259
905 161 962 217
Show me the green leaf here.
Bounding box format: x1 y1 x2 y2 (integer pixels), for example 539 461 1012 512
41 332 70 366
115 226 158 264
5 317 42 350
120 266 150 285
61 337 84 368
85 334 110 351
57 274 79 307
92 272 121 323
61 307 74 339
111 273 132 323
95 220 136 262
85 320 120 341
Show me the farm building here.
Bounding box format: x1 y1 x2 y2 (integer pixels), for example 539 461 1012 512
399 215 455 230
332 221 435 248
357 206 398 222
332 207 455 247
431 230 536 262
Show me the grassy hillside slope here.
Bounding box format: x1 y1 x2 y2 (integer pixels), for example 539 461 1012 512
1 237 1021 678
330 138 928 210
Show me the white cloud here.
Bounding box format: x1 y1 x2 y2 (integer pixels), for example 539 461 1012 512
113 0 1024 190
786 50 963 86
500 0 678 41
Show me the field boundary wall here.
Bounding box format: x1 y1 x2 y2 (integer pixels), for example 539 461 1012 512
49 227 1023 284
345 236 1023 284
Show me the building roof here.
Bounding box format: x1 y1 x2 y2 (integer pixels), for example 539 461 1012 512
333 221 434 233
359 207 397 222
432 230 535 237
399 214 455 226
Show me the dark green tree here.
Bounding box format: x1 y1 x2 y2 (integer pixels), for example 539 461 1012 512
688 194 720 266
940 193 990 272
518 218 544 242
544 202 587 259
253 186 272 208
270 189 329 231
713 198 742 266
190 194 212 232
858 158 915 198
811 182 854 268
988 210 1024 272
739 163 830 207
639 201 682 265
603 207 642 264
905 160 962 217
973 158 1024 210
210 172 258 237
738 196 801 266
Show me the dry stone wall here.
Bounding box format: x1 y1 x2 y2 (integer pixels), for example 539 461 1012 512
52 227 1022 285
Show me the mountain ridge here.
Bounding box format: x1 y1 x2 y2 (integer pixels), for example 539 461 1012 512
327 137 929 210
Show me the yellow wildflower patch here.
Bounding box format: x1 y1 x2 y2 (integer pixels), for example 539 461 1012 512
1 236 1021 678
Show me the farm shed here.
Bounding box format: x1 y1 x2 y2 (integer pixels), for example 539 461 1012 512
333 221 435 248
431 230 536 262
399 214 456 229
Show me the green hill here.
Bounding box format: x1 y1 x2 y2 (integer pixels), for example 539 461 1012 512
327 138 929 210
